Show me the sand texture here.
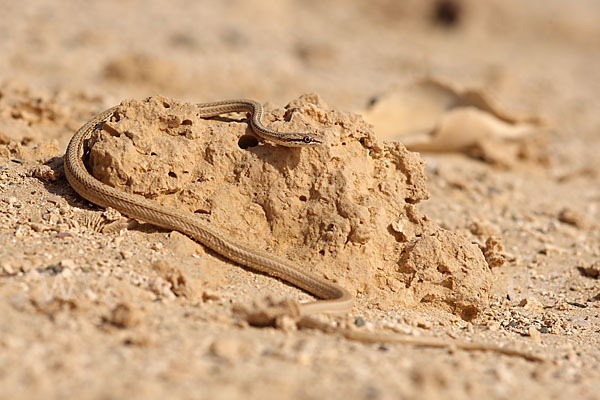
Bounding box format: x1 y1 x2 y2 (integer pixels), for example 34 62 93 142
1 1 600 399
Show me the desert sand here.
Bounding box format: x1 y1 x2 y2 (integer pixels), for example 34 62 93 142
1 1 599 399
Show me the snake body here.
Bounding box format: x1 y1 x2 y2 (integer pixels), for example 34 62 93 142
64 100 353 315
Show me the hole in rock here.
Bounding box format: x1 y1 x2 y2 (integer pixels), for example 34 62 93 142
238 134 259 149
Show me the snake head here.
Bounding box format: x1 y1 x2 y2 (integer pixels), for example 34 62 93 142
280 133 323 147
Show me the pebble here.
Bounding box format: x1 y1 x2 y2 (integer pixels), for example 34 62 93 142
558 207 588 229
538 244 564 255
528 326 542 344
106 302 141 328
570 318 591 329
519 297 544 311
61 268 73 278
486 321 501 332
56 232 74 239
29 222 50 232
120 250 133 259
210 336 244 363
0 260 15 275
579 261 600 278
387 322 418 336
202 290 221 301
149 277 176 300
276 315 298 332
59 259 76 269
416 319 432 330
14 225 29 238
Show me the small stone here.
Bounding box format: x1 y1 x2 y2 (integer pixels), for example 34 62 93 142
519 297 544 311
388 323 417 335
56 232 74 239
233 297 301 327
210 337 243 363
528 326 542 344
354 316 366 327
28 164 58 181
29 222 49 232
558 207 588 229
14 225 29 238
538 245 564 255
481 236 506 269
46 196 63 205
276 315 298 332
120 250 133 259
579 262 600 279
149 277 176 301
391 219 404 233
570 318 591 329
152 260 190 298
469 220 500 238
105 302 141 328
416 319 432 330
202 290 221 301
102 207 123 221
44 264 62 274
0 261 15 275
60 268 73 278
28 212 43 224
166 231 203 256
59 259 76 269
486 321 501 332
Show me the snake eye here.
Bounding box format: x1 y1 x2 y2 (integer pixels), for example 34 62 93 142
302 136 312 144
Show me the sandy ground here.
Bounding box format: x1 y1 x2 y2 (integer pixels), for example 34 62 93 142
1 1 600 399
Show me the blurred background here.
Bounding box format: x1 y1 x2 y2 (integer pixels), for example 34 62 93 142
1 3 600 397
2 0 598 114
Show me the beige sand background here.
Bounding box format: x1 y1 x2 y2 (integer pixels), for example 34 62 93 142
1 0 600 399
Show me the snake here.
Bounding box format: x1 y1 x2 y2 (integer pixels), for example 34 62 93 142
64 99 353 315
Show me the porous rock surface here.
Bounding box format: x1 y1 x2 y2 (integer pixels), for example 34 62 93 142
88 95 491 319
